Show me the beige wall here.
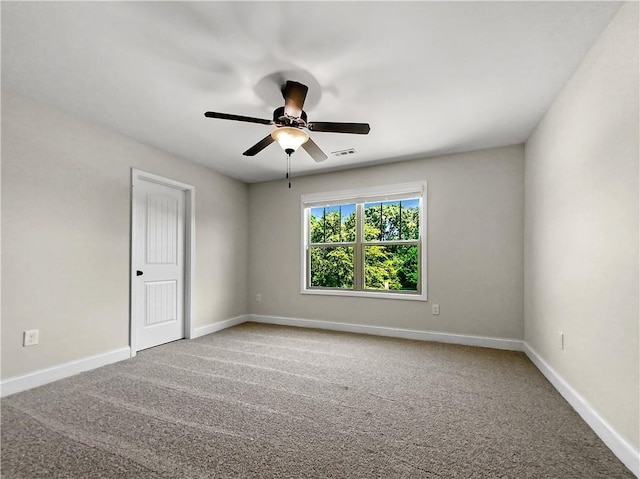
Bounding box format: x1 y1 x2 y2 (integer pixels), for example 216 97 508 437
248 145 524 339
524 2 639 450
1 89 249 379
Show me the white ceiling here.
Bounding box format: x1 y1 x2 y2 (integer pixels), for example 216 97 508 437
2 1 621 183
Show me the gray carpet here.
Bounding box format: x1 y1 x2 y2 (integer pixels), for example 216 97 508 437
1 322 633 478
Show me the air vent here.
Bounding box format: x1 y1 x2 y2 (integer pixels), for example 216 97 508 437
331 148 357 157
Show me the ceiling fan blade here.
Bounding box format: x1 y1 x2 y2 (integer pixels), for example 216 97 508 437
205 111 271 125
302 138 328 162
307 122 371 135
242 134 275 156
282 81 308 118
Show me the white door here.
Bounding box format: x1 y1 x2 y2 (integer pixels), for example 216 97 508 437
133 179 186 351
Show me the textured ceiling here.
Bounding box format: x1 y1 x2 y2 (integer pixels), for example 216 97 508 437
1 2 621 183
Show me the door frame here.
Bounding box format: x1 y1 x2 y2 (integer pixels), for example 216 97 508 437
130 168 195 356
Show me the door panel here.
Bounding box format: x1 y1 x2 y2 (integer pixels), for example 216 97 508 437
134 179 185 351
146 195 179 264
145 280 177 326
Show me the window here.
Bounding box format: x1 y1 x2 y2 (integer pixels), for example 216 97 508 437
302 182 426 301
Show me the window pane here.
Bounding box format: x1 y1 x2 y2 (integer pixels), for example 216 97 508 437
364 202 381 241
310 207 325 243
364 245 418 291
310 246 354 288
309 204 355 243
364 201 401 241
382 201 400 240
341 204 356 242
400 199 420 240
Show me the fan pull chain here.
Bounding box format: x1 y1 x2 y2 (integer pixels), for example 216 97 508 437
286 153 292 189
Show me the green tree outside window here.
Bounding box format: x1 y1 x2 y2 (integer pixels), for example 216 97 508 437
309 199 420 292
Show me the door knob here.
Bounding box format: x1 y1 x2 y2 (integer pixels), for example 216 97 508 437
136 270 143 276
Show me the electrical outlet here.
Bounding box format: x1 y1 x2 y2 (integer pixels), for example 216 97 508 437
23 329 39 347
432 304 440 315
256 293 262 302
559 332 564 350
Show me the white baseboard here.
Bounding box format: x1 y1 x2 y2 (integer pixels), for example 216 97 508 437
1 315 248 397
248 314 524 351
248 315 638 475
192 314 249 338
523 343 639 477
3 313 635 476
1 346 131 398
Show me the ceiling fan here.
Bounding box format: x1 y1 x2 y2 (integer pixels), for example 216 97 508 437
204 81 371 163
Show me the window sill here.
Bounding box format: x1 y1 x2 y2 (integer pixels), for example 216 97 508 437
301 288 427 302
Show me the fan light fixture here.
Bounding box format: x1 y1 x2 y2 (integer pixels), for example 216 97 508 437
271 127 309 155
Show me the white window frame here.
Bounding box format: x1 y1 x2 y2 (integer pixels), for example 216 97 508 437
301 181 427 301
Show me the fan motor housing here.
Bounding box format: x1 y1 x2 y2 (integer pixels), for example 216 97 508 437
273 107 307 126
